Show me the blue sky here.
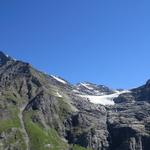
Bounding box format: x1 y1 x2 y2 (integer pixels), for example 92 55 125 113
0 0 150 89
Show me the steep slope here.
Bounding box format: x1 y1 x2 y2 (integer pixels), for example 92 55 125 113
0 51 150 150
74 82 114 96
0 53 71 150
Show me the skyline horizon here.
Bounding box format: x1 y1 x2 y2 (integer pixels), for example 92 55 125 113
0 1 150 89
0 50 148 90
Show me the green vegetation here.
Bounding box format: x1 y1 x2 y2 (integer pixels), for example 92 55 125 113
57 97 72 120
3 129 27 150
1 90 27 105
0 107 20 132
72 144 91 150
24 111 68 150
0 119 20 132
0 103 26 150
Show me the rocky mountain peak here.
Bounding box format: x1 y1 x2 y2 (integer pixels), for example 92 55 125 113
145 79 150 87
75 82 114 96
0 51 13 66
1 52 150 150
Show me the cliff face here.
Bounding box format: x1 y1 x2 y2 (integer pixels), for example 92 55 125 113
0 52 150 150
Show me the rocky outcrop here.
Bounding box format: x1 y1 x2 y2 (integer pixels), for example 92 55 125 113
106 102 150 150
75 82 114 96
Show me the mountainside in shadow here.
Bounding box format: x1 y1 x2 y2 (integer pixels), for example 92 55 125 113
0 51 150 150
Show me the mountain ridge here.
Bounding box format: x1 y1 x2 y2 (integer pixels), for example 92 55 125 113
0 51 150 150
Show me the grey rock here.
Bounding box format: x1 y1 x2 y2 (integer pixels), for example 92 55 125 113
0 51 150 150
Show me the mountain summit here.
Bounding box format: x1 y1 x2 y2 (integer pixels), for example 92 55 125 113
0 51 13 66
0 52 150 150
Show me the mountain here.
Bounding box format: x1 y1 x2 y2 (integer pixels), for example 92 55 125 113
0 52 150 150
74 82 114 95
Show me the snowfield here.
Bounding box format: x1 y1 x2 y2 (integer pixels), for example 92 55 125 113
80 90 130 105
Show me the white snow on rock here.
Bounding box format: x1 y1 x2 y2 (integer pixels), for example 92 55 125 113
51 75 67 84
72 89 80 93
6 54 17 61
79 83 94 90
56 92 62 98
79 90 131 106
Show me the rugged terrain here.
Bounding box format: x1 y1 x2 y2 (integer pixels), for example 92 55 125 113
0 51 150 150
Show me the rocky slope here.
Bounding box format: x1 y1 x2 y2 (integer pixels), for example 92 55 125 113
0 51 150 150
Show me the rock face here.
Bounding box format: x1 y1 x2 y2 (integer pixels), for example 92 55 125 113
0 52 150 150
75 82 114 96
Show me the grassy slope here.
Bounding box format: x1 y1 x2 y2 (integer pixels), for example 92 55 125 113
24 111 68 150
72 145 91 150
0 102 27 149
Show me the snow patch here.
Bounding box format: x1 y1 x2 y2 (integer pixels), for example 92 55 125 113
13 57 17 61
56 92 62 98
80 83 94 90
79 90 130 106
51 75 67 84
72 89 80 93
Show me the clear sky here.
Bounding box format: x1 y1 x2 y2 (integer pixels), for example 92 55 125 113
0 0 150 89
